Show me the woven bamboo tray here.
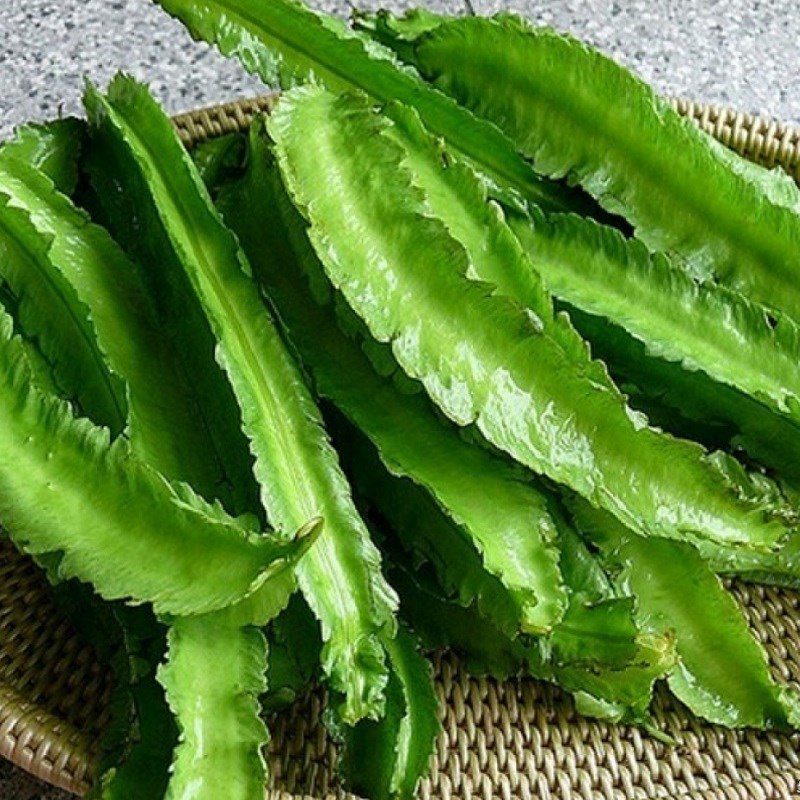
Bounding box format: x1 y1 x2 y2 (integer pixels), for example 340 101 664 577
2 94 800 800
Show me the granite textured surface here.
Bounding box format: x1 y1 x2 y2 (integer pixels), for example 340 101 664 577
1 0 799 797
1 0 800 140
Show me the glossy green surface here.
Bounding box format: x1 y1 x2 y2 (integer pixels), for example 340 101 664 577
88 76 397 728
271 87 798 556
152 0 596 215
83 78 322 796
0 133 182 799
573 498 800 728
0 153 252 508
158 618 269 800
217 124 567 634
375 13 800 323
84 85 261 519
382 103 616 387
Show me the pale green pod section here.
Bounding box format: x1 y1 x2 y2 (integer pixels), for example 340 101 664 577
152 0 598 215
377 14 800 322
158 619 269 800
216 125 568 635
87 75 398 726
270 87 798 556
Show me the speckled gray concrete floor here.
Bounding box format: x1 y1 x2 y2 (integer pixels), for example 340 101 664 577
1 0 800 141
1 0 799 796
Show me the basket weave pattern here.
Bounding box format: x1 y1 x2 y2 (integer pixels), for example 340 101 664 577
1 94 800 800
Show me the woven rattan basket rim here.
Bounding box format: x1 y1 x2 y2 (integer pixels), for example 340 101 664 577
1 93 800 800
168 92 800 176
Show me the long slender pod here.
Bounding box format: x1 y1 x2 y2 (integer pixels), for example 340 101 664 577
507 208 800 428
570 497 800 728
72 77 320 797
157 619 268 800
0 127 265 796
0 308 296 615
150 0 603 216
357 14 800 491
0 136 191 797
86 75 398 726
156 538 315 800
0 84 311 798
217 122 567 634
366 13 800 321
270 88 800 559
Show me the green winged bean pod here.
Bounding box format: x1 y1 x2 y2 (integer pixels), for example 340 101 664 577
270 87 800 559
0 309 296 616
366 12 800 323
216 122 568 635
508 208 800 431
81 75 351 800
0 135 177 799
82 73 309 796
150 0 602 216
86 76 398 729
571 497 800 728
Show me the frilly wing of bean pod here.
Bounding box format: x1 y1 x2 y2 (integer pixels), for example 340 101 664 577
86 74 398 728
367 13 800 322
269 86 800 563
150 0 601 216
